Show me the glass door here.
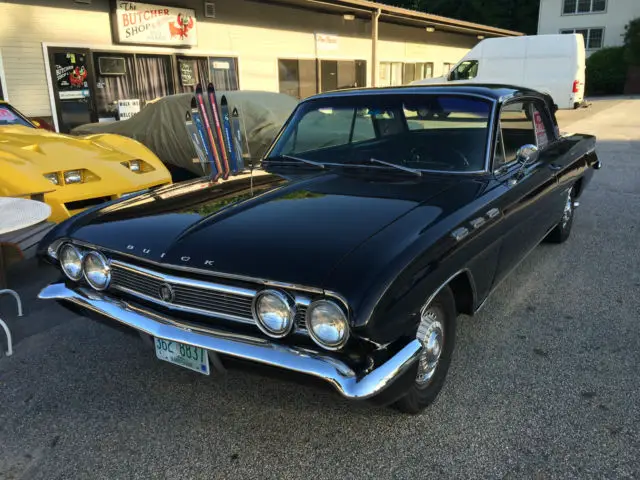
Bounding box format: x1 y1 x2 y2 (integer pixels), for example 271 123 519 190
48 47 97 133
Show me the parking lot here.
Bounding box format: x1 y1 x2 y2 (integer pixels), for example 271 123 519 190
1 97 639 479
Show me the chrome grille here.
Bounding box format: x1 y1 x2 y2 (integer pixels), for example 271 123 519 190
109 261 255 324
108 260 313 332
295 305 307 330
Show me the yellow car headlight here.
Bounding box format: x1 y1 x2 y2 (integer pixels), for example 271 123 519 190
64 170 82 184
129 160 141 172
43 172 60 185
121 159 153 173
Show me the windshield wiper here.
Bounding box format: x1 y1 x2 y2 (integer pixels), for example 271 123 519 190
268 154 326 169
369 158 422 177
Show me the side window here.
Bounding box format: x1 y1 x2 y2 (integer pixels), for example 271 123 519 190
494 100 552 168
449 60 479 81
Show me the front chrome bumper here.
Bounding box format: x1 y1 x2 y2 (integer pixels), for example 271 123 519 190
38 283 423 400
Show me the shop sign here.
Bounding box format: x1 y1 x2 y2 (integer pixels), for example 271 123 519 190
315 33 339 51
117 99 141 120
113 1 198 46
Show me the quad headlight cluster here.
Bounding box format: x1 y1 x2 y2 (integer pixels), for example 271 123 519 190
57 243 111 291
252 290 349 350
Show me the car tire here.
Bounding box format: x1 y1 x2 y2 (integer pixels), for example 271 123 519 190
393 285 457 414
545 186 575 244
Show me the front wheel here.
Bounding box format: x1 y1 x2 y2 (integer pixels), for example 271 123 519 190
394 286 457 414
545 186 575 243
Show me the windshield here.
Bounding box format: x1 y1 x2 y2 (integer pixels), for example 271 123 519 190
269 94 493 172
0 104 33 128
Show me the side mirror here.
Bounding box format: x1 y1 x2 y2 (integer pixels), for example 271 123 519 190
516 144 538 165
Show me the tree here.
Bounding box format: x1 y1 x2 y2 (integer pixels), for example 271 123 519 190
379 0 540 35
624 18 640 66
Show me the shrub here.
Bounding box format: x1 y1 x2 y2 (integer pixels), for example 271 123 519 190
586 46 628 96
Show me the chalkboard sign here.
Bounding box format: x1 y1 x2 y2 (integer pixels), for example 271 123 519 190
179 60 196 86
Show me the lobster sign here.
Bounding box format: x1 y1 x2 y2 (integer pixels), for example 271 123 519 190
115 2 197 46
169 14 194 40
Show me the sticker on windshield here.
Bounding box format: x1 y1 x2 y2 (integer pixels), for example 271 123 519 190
0 106 18 122
533 110 548 148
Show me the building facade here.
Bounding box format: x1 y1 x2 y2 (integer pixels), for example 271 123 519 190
0 0 519 133
538 0 640 54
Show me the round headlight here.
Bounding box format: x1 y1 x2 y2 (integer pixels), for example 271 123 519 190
306 300 349 350
59 244 83 281
252 289 295 338
82 251 111 290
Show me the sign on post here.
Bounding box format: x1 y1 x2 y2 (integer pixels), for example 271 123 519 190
113 1 198 46
117 99 141 120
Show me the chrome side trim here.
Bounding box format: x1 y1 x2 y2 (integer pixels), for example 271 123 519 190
425 269 478 314
38 283 422 400
469 217 486 230
486 207 500 219
451 227 469 241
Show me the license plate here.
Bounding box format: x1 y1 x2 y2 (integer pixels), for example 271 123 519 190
154 338 210 375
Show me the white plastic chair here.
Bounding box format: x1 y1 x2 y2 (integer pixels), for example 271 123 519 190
0 289 23 356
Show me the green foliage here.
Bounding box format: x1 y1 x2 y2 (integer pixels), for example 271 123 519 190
585 47 628 96
624 18 640 66
378 0 539 34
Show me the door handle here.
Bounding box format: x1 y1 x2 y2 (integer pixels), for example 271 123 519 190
548 163 562 171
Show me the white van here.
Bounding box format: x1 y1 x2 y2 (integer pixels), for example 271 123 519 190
410 34 586 109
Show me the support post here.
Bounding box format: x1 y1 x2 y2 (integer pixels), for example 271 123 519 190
371 8 381 87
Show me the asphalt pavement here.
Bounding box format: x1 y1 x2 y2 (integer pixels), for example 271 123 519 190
0 98 639 479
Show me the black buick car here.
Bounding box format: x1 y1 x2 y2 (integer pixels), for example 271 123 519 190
38 85 600 413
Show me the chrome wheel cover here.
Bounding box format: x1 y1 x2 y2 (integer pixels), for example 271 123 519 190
415 306 445 386
562 187 573 228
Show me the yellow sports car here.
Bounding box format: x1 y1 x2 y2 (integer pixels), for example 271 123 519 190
0 101 172 223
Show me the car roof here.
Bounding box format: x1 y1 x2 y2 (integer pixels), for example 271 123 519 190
305 83 544 103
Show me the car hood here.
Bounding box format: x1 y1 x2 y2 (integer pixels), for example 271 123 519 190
62 171 455 287
0 126 142 171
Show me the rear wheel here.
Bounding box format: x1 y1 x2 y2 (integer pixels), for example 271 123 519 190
545 186 575 243
394 286 457 414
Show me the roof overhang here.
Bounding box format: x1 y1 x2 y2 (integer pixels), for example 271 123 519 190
251 0 523 38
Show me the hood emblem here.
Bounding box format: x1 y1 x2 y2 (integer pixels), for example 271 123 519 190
159 283 175 303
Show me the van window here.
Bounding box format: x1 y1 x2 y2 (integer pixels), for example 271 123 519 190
494 101 552 168
449 61 479 81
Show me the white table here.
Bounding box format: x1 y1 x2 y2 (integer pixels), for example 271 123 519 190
0 197 51 356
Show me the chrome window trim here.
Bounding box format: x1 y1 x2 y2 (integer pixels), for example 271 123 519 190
268 91 497 175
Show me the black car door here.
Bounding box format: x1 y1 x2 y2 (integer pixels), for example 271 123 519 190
490 99 561 285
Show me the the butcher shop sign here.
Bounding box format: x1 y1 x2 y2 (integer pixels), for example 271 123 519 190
113 1 198 46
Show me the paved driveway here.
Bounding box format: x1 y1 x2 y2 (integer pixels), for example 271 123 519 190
0 98 639 479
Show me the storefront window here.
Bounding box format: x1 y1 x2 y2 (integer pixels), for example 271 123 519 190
134 54 174 103
278 59 317 99
403 62 434 83
320 60 367 92
209 57 239 91
94 53 137 118
379 62 403 87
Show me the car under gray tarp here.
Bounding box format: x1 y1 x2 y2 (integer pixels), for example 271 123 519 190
71 91 298 177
